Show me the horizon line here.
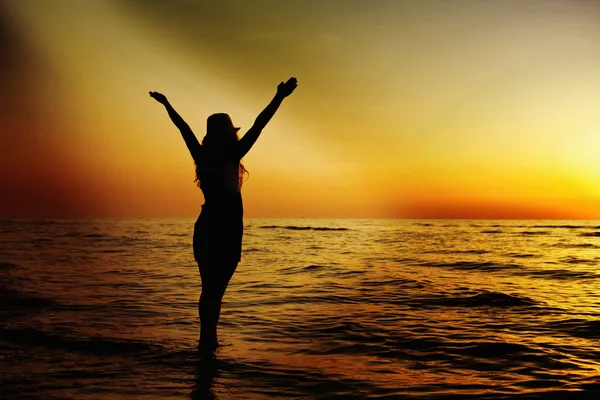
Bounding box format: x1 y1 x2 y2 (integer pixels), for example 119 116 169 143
2 216 600 221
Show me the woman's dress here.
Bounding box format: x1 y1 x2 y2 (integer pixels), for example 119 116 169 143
192 149 243 266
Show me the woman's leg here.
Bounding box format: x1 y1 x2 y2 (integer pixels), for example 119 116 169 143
198 260 238 351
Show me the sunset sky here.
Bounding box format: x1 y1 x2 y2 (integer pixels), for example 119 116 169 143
2 0 600 218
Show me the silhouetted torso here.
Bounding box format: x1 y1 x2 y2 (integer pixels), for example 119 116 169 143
192 147 243 265
194 147 243 215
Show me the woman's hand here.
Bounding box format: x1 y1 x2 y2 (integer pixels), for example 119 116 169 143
149 91 169 105
276 77 298 98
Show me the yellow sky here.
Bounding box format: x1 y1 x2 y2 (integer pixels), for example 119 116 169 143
2 0 600 218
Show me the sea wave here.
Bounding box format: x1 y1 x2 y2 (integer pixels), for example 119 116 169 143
519 231 550 235
0 287 59 311
406 291 538 308
551 243 600 249
530 225 587 229
416 260 521 273
523 269 598 280
0 327 157 355
259 225 349 231
505 252 537 258
0 261 17 269
551 319 600 339
561 256 598 265
63 232 108 238
425 249 490 255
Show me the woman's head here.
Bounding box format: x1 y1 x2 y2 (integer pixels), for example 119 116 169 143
196 113 248 188
202 113 240 151
206 113 240 139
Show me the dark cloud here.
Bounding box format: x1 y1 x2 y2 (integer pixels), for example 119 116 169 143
109 0 383 90
0 3 39 113
0 2 105 218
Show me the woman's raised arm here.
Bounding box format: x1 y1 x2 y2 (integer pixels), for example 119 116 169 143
149 91 202 158
237 77 297 159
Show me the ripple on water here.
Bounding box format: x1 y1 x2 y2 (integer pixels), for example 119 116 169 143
3 218 600 399
404 291 538 309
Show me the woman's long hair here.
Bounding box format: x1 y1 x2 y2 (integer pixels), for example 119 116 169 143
194 117 248 189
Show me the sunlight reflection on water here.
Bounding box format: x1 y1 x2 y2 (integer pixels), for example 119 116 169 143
2 218 600 398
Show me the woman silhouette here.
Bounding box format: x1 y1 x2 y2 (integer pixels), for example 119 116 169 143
150 77 297 352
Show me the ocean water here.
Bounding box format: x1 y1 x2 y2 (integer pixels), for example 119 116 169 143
2 218 600 399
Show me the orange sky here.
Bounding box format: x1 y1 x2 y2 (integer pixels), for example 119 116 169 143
2 0 600 218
